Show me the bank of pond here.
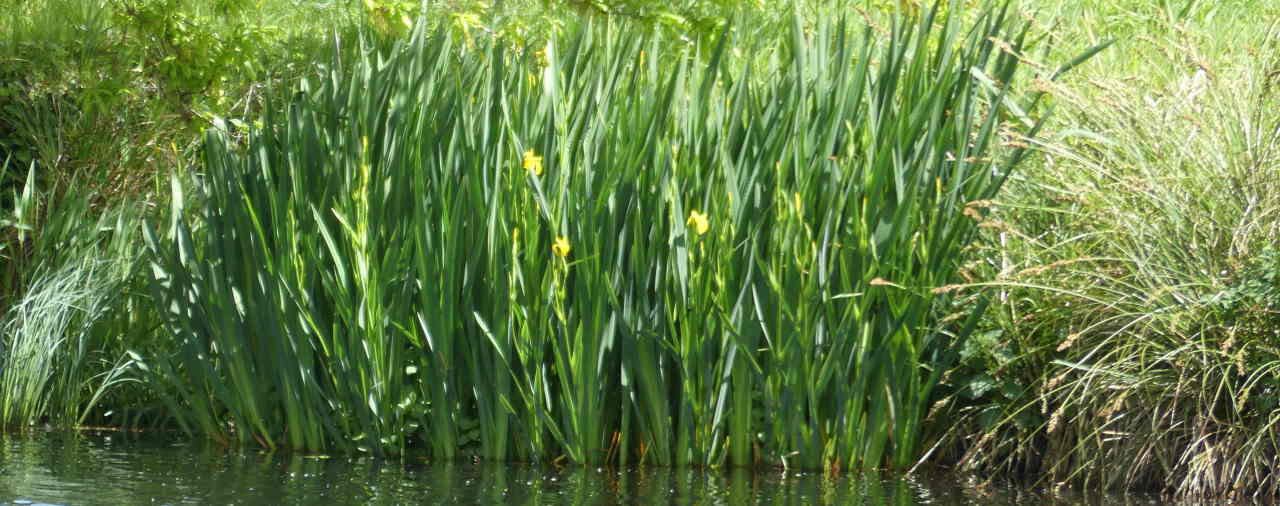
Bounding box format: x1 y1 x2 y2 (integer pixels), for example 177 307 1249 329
4 0 1278 502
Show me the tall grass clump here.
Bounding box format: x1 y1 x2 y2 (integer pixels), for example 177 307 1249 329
943 3 1280 499
144 1 1092 467
0 172 150 427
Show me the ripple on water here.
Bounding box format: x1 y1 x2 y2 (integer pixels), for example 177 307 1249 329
0 431 1159 505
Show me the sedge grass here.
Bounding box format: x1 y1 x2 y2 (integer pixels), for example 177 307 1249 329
0 179 149 427
944 2 1280 498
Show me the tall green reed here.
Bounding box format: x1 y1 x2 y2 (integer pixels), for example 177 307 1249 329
146 1 1089 467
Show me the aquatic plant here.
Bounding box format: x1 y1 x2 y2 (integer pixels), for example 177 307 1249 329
142 0 1094 468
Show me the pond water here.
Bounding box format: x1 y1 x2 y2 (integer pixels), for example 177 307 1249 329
0 430 1159 505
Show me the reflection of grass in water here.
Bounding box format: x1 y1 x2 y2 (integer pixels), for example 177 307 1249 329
0 432 1155 505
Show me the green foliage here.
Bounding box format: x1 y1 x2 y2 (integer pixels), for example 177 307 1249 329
0 0 328 432
1209 248 1280 327
0 181 151 427
362 0 418 38
946 3 1280 497
140 1 1084 468
555 0 738 34
17 0 1280 499
2 163 40 303
110 0 275 104
0 0 346 209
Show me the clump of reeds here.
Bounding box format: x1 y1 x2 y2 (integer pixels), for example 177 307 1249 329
142 1 1085 469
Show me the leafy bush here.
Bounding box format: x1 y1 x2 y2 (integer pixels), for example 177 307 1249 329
1209 248 1280 331
111 0 275 104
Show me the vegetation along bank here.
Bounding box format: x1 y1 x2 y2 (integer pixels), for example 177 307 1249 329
1 0 1277 500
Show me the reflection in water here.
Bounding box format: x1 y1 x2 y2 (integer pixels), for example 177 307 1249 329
0 431 1157 505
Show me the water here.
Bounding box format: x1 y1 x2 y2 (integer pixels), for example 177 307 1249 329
0 430 1159 505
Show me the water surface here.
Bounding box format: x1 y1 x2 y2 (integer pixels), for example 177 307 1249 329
0 430 1160 505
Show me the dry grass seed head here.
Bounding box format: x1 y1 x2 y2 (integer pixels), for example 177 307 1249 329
1056 332 1082 352
978 219 1008 230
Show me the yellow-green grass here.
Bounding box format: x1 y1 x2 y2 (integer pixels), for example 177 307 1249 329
0 178 151 428
931 0 1280 499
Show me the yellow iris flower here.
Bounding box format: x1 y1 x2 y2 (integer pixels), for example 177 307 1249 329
523 149 543 176
552 236 571 257
687 210 709 236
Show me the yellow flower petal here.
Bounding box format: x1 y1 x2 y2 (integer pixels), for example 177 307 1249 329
523 149 544 176
686 210 709 236
552 236 571 257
